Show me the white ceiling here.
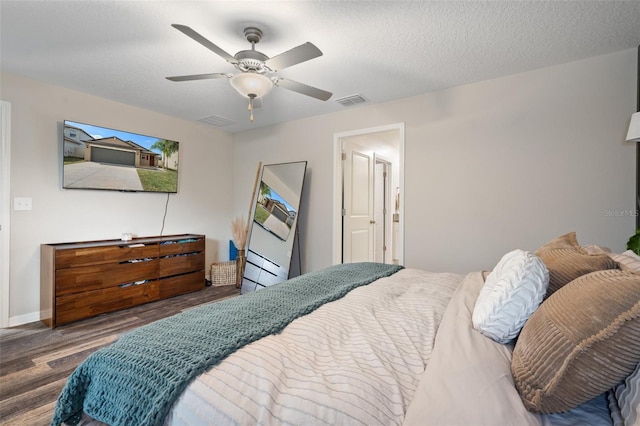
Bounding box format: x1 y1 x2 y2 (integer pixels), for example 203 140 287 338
1 1 639 133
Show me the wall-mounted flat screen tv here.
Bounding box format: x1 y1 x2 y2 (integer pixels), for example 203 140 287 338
254 181 297 241
63 120 179 193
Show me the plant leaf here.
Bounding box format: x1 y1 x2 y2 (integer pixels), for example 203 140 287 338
626 229 640 256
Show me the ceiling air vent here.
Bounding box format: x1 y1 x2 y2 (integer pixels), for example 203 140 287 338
198 114 235 127
334 94 368 107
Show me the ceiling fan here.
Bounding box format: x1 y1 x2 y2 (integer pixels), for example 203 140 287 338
166 24 333 121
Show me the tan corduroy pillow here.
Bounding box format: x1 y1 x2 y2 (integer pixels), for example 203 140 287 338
511 269 640 413
535 232 617 297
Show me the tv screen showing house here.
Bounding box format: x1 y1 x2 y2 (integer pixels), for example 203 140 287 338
253 181 297 241
63 120 179 193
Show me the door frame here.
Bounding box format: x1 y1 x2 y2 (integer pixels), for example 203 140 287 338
332 122 405 265
374 155 392 263
1 101 11 328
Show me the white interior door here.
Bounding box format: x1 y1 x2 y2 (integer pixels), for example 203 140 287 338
343 141 373 263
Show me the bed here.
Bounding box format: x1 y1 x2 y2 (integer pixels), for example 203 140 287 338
51 232 640 426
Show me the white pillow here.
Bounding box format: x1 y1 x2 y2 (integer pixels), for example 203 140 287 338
472 249 549 344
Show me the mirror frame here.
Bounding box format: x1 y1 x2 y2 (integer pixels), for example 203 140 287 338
240 161 307 294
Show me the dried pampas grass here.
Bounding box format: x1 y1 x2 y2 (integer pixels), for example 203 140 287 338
231 216 248 250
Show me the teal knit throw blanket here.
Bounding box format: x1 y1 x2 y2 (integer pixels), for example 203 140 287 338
51 262 403 426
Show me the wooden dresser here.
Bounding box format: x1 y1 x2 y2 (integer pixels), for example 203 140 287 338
40 234 205 328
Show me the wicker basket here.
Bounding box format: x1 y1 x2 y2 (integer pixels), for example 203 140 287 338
210 261 236 286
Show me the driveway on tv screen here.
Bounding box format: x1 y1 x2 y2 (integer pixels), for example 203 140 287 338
64 161 144 191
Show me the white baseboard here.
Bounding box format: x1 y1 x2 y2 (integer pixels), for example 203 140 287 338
8 311 41 327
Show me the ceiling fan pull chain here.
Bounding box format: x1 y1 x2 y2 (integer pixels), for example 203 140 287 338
249 97 254 122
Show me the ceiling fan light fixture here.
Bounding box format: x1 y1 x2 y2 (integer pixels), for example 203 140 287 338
230 72 273 99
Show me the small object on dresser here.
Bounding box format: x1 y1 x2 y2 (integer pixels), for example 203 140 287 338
210 261 237 286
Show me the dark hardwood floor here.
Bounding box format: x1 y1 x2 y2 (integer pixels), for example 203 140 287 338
0 284 239 425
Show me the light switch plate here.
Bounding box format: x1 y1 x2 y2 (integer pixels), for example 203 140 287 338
14 197 32 211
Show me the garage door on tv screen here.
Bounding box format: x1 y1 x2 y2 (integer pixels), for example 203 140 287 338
62 120 179 193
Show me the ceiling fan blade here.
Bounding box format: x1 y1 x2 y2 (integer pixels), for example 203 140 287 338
166 73 232 82
273 78 332 101
265 42 322 71
171 24 237 64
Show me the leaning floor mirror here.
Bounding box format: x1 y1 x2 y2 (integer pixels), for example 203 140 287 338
241 161 307 294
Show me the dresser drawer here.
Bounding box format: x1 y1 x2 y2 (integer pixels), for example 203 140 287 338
56 260 159 295
55 244 159 268
158 271 204 299
55 281 159 326
159 253 204 277
159 239 204 256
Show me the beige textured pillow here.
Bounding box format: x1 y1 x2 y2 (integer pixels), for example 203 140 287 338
511 269 640 413
535 232 617 297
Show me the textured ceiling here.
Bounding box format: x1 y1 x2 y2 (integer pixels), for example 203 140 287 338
1 1 639 133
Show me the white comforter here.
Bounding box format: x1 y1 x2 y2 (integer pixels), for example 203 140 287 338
165 269 464 425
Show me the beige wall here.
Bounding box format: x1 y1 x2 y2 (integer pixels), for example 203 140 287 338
2 73 234 325
233 48 637 274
